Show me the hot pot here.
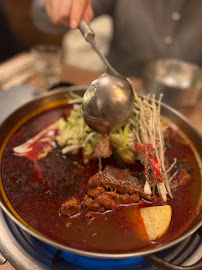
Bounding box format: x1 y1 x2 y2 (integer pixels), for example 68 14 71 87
0 85 201 269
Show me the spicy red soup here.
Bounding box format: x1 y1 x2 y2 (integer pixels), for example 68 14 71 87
1 104 200 253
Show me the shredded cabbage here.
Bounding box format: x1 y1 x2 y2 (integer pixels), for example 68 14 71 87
57 104 101 156
109 123 136 163
57 103 138 162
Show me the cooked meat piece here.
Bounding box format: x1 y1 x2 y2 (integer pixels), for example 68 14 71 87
83 166 154 212
82 135 112 164
60 198 82 217
93 134 112 158
87 186 105 197
61 166 156 215
135 143 160 188
96 192 118 210
83 195 105 212
88 166 152 200
146 173 158 188
97 191 140 209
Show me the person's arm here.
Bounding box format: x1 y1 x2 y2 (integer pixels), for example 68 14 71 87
45 0 94 28
44 0 115 27
31 0 67 34
31 0 114 34
32 0 94 34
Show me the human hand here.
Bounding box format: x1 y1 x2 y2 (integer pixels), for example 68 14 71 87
45 0 94 29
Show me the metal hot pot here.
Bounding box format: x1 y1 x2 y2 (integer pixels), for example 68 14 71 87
0 85 201 269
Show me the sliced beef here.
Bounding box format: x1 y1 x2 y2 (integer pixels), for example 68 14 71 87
60 198 82 217
61 166 157 215
87 166 151 199
83 134 112 164
93 134 112 158
87 186 105 197
83 195 105 212
84 191 140 212
83 166 154 212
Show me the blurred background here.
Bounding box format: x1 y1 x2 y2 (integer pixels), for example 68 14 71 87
0 0 201 128
0 0 111 70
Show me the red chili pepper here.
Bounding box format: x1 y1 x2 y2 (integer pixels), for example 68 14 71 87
135 143 163 183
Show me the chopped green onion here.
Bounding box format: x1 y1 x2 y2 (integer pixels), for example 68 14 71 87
122 123 130 149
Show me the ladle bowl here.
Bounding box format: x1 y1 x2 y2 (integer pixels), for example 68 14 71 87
82 72 134 133
79 19 135 133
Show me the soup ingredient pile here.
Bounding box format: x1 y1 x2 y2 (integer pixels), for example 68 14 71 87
56 94 176 202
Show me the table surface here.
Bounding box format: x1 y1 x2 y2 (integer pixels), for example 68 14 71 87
0 53 201 270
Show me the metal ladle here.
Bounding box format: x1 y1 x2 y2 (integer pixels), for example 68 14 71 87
79 19 135 133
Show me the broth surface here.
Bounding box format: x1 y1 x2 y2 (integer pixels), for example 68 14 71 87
1 105 200 253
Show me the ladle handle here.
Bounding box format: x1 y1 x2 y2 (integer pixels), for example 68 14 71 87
79 18 95 43
79 19 119 76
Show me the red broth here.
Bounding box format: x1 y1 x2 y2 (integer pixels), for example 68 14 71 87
1 105 201 253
